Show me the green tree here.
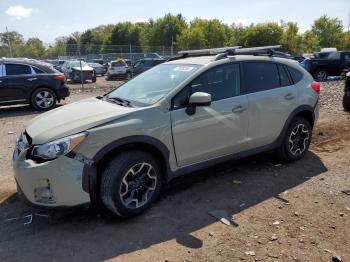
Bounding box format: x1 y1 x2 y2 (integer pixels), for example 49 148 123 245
245 22 283 47
0 31 25 57
149 13 187 47
23 37 45 58
311 15 343 48
80 29 103 55
177 27 206 49
281 22 300 54
299 30 319 53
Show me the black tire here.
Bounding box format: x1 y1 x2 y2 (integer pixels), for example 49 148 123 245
92 77 97 83
314 69 328 81
343 91 350 112
31 87 57 111
100 150 162 217
278 117 312 162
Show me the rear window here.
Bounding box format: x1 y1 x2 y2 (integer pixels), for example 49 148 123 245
243 62 280 93
111 61 125 67
5 64 32 76
287 66 303 84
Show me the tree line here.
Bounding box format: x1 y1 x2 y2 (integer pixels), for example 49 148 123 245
0 13 349 59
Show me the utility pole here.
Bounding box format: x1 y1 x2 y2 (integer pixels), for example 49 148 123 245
5 26 13 57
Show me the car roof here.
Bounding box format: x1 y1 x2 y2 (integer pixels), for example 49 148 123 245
164 55 300 67
0 58 57 73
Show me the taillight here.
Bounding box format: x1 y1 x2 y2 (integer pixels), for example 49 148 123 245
54 75 65 81
310 81 320 94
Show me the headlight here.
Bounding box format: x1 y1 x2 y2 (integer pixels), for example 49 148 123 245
31 132 87 160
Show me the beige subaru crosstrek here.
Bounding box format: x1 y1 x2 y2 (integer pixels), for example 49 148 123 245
13 46 320 217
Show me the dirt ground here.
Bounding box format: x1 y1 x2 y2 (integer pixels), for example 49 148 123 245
0 79 349 262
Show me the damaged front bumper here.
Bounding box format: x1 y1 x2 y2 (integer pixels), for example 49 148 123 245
12 147 91 207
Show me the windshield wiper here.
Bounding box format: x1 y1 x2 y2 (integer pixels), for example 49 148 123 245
105 96 133 107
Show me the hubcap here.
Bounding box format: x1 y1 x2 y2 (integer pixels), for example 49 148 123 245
120 163 157 209
35 91 54 108
289 124 310 156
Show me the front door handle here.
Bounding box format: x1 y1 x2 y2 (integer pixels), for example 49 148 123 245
27 78 37 81
284 93 295 100
232 105 245 113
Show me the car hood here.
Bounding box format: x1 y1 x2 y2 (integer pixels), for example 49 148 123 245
72 66 94 71
26 98 138 144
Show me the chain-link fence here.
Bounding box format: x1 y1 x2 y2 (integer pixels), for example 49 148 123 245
46 44 181 62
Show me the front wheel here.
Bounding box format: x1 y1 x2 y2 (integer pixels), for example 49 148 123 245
278 117 312 162
100 150 162 217
343 91 350 112
31 87 57 111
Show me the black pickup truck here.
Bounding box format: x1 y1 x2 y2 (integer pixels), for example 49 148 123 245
301 51 350 81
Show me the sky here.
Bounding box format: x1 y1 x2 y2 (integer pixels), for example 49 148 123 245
0 0 349 44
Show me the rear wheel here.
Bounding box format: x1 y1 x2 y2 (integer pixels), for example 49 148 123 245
278 117 312 162
314 69 328 81
31 87 57 111
100 150 162 217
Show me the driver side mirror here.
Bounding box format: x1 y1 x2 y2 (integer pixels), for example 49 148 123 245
186 92 211 115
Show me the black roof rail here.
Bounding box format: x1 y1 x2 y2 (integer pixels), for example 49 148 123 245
167 45 283 62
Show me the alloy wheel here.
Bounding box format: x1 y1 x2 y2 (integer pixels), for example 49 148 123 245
35 91 54 109
289 124 310 156
119 163 157 209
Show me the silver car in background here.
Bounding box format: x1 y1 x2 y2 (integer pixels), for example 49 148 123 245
88 62 106 76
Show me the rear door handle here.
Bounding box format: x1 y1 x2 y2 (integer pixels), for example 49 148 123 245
284 93 295 100
27 78 37 81
232 105 245 113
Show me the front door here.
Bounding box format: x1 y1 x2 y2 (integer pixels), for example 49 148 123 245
171 63 249 167
0 63 35 103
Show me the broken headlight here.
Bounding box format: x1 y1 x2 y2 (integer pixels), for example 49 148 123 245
31 132 88 160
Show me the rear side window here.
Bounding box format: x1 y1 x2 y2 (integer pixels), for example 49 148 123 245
33 67 44 74
278 65 292 87
287 66 303 84
5 64 32 76
243 62 280 93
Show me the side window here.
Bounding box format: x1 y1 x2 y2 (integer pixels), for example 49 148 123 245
5 64 32 76
32 67 44 74
172 63 241 109
191 64 240 101
0 64 3 77
287 66 303 84
278 65 292 87
243 62 280 93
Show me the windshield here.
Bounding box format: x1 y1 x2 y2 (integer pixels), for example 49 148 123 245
108 64 201 105
70 61 88 67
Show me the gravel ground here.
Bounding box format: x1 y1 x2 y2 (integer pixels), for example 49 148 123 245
0 80 349 262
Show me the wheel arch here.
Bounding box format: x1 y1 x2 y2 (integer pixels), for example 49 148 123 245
83 135 171 200
276 105 315 146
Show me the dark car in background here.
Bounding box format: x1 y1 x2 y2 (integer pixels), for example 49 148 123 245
132 58 165 75
0 58 69 110
44 59 66 72
301 51 350 81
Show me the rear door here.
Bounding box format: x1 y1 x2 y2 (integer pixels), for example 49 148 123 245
0 63 36 103
243 62 297 149
171 63 249 167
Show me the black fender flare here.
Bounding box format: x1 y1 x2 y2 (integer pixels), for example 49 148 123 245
275 104 315 146
82 135 171 195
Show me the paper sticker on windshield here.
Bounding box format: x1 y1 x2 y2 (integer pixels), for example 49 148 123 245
174 66 195 72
